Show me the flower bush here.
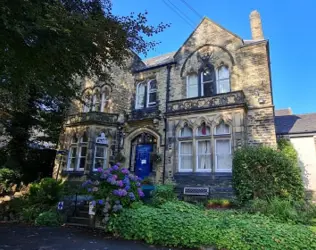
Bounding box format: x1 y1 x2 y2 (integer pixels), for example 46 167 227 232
82 164 144 216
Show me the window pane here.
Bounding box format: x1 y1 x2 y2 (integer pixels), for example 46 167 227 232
78 158 86 170
197 126 210 136
136 83 146 108
180 156 192 170
202 69 214 82
68 158 76 169
94 159 105 169
197 140 211 170
198 141 211 154
80 147 87 157
149 80 157 90
180 127 193 137
71 147 77 157
216 140 232 171
218 66 229 79
187 75 198 98
198 155 211 170
181 142 192 154
215 123 230 135
149 92 157 103
218 79 230 93
203 81 213 97
95 147 105 157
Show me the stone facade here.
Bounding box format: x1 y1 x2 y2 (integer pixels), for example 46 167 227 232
53 10 276 187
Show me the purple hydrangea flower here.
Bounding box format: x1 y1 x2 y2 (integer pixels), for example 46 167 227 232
113 189 127 197
136 182 141 187
129 192 135 200
125 185 131 191
97 167 103 172
137 188 145 197
112 165 119 171
116 180 124 187
87 188 92 192
91 200 96 206
112 175 118 180
121 168 129 174
98 199 104 205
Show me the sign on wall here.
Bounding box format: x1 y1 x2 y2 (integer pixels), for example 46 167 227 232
96 133 108 145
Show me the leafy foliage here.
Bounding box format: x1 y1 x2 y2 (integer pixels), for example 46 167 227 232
277 138 298 163
245 197 316 224
232 146 304 203
35 211 62 226
0 168 20 194
0 0 168 169
109 201 316 249
151 184 177 206
28 178 64 207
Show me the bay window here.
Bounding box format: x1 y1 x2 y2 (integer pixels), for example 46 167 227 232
178 126 193 172
67 133 87 171
93 145 107 171
214 122 232 171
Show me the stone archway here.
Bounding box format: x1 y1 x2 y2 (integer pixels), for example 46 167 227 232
123 128 161 177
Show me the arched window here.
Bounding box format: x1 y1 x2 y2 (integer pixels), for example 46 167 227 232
201 65 215 97
135 80 157 109
92 89 101 111
82 93 92 112
196 123 211 171
179 125 193 172
186 74 198 98
216 66 230 94
135 82 146 109
214 122 232 172
100 88 109 112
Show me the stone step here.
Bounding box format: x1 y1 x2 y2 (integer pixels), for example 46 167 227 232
68 216 90 225
65 222 90 228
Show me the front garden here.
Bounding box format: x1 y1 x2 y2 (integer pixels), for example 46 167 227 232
1 140 316 249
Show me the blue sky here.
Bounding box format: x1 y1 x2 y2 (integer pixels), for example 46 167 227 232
112 0 316 114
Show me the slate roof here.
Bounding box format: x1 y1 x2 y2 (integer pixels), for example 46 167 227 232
275 111 316 135
143 51 176 68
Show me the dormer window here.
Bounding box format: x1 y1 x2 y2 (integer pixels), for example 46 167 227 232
135 80 157 109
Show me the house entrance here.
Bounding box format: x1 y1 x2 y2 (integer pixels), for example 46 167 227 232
130 132 157 179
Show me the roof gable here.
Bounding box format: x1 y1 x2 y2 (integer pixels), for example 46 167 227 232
174 17 243 59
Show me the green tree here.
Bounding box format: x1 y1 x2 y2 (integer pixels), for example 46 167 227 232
0 0 168 173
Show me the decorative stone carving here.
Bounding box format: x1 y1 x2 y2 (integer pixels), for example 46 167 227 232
167 91 246 115
65 112 118 126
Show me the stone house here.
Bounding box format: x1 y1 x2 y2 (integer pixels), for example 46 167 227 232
53 10 276 195
275 108 316 198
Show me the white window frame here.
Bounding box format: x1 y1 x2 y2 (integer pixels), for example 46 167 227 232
93 145 108 171
215 138 232 172
92 92 101 112
83 94 91 113
66 146 77 171
214 123 231 135
178 140 193 172
186 74 198 98
77 145 87 171
196 139 212 172
135 82 146 109
147 80 157 107
216 66 230 94
200 70 214 97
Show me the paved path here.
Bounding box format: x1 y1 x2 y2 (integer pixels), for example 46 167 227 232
0 223 184 250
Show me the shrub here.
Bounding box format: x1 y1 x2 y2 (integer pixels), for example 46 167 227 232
245 197 316 225
232 146 304 203
0 168 20 194
35 211 61 226
28 178 64 206
277 138 298 163
151 184 177 206
109 201 316 249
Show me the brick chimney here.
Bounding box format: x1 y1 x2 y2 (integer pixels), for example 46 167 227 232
250 10 264 40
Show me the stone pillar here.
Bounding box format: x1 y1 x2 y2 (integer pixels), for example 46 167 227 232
250 10 264 40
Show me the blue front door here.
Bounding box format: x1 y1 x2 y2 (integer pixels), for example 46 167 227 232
135 144 153 179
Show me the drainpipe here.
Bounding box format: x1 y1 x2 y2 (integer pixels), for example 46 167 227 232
163 65 172 184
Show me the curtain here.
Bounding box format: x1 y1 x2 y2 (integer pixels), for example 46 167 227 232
187 74 198 98
215 123 230 135
217 66 230 93
180 142 193 170
216 140 232 170
181 127 193 137
197 126 210 136
197 141 211 170
136 83 145 109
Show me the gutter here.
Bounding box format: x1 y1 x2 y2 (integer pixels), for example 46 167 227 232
133 61 176 73
162 64 172 184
